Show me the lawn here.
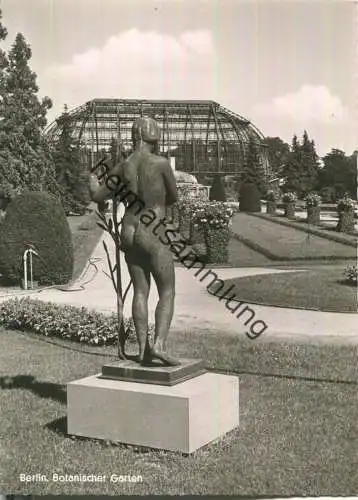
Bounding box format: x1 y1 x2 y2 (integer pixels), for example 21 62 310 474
220 266 357 313
67 204 104 282
231 213 356 260
254 212 357 246
1 327 357 496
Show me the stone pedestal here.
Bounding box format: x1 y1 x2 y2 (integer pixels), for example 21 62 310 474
67 367 239 454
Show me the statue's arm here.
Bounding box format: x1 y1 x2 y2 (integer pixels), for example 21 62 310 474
90 161 125 204
162 160 178 206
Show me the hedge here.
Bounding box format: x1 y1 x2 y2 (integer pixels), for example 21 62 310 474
0 191 74 285
0 297 154 346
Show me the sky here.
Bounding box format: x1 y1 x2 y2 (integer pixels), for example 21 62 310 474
0 0 356 157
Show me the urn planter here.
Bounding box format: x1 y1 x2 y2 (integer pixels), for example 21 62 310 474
284 202 295 218
266 201 276 215
337 210 354 233
307 206 320 225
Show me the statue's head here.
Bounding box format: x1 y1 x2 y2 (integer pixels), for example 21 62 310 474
132 117 161 147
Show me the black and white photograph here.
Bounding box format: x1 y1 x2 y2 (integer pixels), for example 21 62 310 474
0 0 357 497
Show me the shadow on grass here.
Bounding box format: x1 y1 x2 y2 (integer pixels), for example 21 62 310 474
0 374 67 404
45 415 67 435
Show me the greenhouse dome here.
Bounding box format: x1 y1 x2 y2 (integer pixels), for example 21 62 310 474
45 98 272 182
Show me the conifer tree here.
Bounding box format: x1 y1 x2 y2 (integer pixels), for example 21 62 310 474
0 29 58 198
282 134 302 195
299 130 320 196
52 105 90 214
240 137 266 194
209 175 227 201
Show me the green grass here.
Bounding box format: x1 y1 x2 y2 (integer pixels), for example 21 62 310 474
254 212 357 246
1 327 357 496
220 267 357 312
231 213 356 260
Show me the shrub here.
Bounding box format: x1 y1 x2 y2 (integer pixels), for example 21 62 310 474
0 191 74 285
282 191 297 203
191 201 233 263
209 175 227 202
266 190 278 202
343 265 358 286
239 182 261 212
191 201 233 230
305 193 321 208
0 297 152 345
337 195 355 213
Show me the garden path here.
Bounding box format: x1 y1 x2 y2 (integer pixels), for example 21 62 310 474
0 226 357 344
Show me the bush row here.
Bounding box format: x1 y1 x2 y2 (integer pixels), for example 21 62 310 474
0 297 148 346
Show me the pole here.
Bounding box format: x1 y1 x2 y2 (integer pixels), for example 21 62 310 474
30 250 33 289
23 250 28 290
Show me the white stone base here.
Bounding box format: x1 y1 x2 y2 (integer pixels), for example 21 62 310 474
67 372 239 454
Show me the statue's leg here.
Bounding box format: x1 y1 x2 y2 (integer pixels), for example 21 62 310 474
125 252 151 363
147 241 180 366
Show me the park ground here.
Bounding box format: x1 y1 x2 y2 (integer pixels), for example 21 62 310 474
0 204 357 496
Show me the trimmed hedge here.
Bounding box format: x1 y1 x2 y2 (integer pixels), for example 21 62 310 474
209 175 227 202
0 191 74 285
239 182 261 212
0 297 153 346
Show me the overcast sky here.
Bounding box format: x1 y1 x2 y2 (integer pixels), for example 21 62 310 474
0 0 356 157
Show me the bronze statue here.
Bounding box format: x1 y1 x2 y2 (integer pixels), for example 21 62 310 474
90 117 180 367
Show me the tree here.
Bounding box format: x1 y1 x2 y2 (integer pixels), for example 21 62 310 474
318 149 357 201
299 130 320 196
282 134 302 195
282 131 321 198
209 175 227 201
240 137 266 195
52 105 90 214
0 30 58 199
264 136 290 177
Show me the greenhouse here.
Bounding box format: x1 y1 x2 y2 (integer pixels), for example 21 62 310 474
45 98 272 182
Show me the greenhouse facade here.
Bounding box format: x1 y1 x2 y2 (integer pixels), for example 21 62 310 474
45 98 272 182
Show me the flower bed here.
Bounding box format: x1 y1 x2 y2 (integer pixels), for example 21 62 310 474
343 264 358 286
0 297 153 345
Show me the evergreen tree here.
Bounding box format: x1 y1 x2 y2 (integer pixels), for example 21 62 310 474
282 134 302 195
240 137 266 194
209 175 227 201
0 30 58 199
52 105 90 214
299 130 320 196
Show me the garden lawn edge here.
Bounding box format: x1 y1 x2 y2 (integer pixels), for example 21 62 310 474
252 212 357 247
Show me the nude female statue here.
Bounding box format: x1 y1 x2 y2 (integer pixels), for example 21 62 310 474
90 117 180 366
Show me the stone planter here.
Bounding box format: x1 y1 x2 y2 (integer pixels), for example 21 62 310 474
266 200 276 215
307 206 320 225
205 227 230 264
284 202 295 218
336 210 354 233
